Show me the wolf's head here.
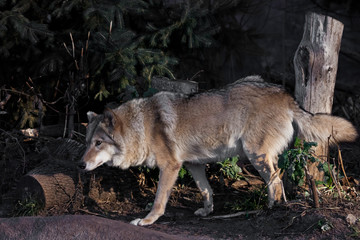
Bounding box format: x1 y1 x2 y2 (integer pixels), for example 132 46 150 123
79 109 126 171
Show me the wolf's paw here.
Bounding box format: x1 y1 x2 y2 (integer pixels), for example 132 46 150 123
130 217 155 226
267 178 284 209
130 218 143 226
194 208 212 217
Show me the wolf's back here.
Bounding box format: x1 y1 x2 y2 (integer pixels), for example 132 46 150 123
293 107 358 145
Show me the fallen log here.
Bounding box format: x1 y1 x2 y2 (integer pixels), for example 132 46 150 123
16 139 85 210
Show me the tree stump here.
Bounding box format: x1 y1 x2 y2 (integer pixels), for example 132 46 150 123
293 12 344 180
16 139 85 209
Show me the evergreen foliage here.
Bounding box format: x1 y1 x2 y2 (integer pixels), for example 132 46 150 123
0 0 262 133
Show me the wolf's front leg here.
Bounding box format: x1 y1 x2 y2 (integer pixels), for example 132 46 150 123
130 164 181 226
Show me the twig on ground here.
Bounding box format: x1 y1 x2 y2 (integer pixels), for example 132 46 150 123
284 201 309 208
240 165 258 178
202 210 261 220
304 221 318 232
78 208 104 217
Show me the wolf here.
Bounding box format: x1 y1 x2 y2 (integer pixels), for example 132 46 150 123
79 75 357 226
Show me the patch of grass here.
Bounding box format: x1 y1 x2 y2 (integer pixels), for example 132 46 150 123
225 187 267 212
13 196 43 216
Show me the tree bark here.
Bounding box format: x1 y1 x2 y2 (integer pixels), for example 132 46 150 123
17 165 78 209
16 139 85 210
294 12 344 180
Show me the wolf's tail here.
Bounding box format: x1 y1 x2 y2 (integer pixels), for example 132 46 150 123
294 108 358 146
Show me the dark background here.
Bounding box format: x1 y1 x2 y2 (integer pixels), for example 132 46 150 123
0 0 359 132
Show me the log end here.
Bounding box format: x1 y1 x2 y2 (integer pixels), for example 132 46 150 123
17 173 76 210
17 175 46 207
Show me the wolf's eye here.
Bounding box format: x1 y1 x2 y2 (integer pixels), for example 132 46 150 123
95 140 102 146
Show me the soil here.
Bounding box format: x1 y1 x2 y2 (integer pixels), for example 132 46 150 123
0 134 360 239
77 163 360 240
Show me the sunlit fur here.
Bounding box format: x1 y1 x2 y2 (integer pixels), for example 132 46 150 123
80 75 358 226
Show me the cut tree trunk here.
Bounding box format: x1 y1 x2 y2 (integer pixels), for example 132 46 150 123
294 12 344 180
16 139 85 210
17 165 78 209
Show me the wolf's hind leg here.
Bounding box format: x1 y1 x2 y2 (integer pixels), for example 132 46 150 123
184 163 214 216
265 170 283 207
244 151 283 207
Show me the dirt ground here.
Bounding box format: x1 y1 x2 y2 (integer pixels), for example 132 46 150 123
0 134 360 239
77 161 360 240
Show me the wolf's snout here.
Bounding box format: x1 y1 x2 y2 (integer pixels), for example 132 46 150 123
78 161 86 171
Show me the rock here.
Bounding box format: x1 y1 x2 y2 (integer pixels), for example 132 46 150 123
0 215 191 240
346 214 357 225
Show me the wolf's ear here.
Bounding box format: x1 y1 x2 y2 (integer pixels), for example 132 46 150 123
103 108 116 129
87 111 97 123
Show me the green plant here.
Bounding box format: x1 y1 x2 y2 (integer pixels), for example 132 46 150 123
226 187 267 211
278 138 318 186
1 0 266 132
178 166 189 179
218 156 243 180
1 0 220 130
316 162 336 188
13 197 43 216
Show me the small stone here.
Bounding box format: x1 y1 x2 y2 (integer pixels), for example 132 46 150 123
346 214 357 225
321 223 332 232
